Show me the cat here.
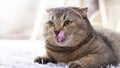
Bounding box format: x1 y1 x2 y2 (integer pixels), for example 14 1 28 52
34 7 120 68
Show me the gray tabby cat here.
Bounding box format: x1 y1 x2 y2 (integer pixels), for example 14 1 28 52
34 7 120 68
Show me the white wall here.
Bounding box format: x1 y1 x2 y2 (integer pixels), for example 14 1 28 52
0 0 40 39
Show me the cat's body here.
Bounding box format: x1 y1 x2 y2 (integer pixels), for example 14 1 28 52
34 7 120 68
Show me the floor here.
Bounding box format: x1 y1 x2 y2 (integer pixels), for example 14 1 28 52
0 40 67 68
0 40 119 68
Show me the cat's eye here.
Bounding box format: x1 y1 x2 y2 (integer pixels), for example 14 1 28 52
48 21 55 27
64 20 72 26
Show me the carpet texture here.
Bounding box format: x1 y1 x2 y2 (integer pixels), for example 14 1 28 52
0 40 119 68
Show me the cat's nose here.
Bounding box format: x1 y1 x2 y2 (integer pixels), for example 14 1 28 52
54 30 60 35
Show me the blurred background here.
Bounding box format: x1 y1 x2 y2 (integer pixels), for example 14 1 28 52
0 0 120 40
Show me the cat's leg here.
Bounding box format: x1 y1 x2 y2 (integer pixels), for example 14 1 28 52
68 54 113 68
34 53 57 64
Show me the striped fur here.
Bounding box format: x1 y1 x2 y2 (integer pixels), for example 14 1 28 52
34 7 120 68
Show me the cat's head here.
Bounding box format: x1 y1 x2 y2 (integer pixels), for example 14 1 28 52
44 7 95 47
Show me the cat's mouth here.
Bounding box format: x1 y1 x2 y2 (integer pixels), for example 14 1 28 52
55 30 66 42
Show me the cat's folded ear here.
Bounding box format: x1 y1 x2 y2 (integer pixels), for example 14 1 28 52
81 7 88 17
71 7 88 18
46 8 54 13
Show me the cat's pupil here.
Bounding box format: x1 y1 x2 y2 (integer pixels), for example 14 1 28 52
48 21 55 27
64 20 72 26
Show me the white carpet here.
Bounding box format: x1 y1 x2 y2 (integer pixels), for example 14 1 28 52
0 40 67 68
0 40 119 68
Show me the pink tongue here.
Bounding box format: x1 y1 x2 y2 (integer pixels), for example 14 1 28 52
56 30 65 42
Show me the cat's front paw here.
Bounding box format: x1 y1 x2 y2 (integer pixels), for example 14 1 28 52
34 56 56 64
68 61 82 68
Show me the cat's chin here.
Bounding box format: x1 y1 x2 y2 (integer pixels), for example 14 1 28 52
56 40 66 47
56 38 71 47
57 43 68 47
